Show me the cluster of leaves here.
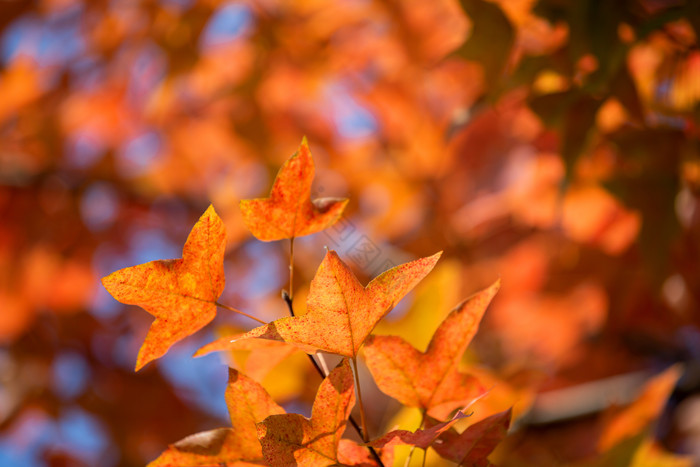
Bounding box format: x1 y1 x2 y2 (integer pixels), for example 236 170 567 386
3 0 700 464
103 140 510 466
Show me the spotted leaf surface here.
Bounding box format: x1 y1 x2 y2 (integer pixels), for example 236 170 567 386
256 359 370 466
102 205 225 370
364 280 500 418
227 250 441 358
148 369 284 466
240 138 348 241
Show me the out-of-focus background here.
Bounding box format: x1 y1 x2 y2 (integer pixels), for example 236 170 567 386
2 0 700 465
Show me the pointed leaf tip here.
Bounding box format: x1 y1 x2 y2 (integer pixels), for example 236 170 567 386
257 359 356 466
364 280 499 417
148 367 284 466
223 251 442 359
101 206 226 370
432 407 512 464
239 139 347 241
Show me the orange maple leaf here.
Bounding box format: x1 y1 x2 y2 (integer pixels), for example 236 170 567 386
223 249 441 358
148 368 285 466
431 408 512 466
363 280 500 419
102 205 226 370
240 138 348 241
256 359 374 466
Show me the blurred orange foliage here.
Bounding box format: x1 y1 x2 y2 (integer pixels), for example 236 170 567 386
1 0 699 465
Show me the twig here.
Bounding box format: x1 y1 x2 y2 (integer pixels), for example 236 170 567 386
215 302 266 324
282 290 295 316
352 357 370 443
289 237 295 300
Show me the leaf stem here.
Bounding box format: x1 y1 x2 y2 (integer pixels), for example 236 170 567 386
283 292 328 382
289 237 295 300
351 357 370 444
214 302 266 325
351 414 385 467
282 290 295 317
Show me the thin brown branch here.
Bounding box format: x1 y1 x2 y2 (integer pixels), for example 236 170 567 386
289 237 295 301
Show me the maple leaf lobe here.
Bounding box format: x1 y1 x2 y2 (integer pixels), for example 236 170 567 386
432 407 512 465
101 205 226 371
256 359 357 466
148 368 284 466
364 279 500 418
240 138 348 241
223 250 441 358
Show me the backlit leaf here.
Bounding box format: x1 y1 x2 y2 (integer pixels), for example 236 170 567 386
240 138 348 241
102 205 225 370
194 334 299 379
364 280 499 418
225 250 441 358
432 408 512 466
148 369 284 466
373 259 462 350
256 359 373 466
337 439 378 467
